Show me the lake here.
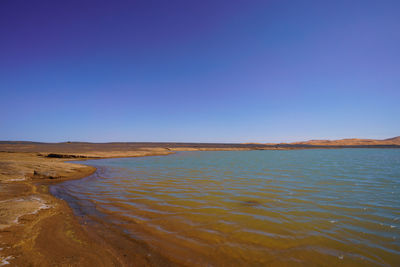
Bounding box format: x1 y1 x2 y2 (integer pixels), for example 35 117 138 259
51 149 400 266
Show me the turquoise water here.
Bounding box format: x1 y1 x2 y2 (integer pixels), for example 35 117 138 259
51 149 400 266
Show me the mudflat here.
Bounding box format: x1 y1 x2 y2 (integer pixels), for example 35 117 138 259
0 144 176 266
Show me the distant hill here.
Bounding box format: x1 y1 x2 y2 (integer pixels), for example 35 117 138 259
384 136 400 143
289 136 400 146
1 137 399 151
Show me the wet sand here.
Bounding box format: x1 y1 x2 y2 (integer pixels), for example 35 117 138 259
0 147 175 266
1 142 399 266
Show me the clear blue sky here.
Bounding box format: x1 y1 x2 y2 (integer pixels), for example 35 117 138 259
1 0 399 143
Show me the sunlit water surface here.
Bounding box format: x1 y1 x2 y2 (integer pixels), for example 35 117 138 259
51 149 400 266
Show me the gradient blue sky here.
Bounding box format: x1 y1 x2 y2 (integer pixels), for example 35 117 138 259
1 0 399 143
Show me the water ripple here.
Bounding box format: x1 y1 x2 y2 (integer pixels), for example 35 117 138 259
51 149 400 266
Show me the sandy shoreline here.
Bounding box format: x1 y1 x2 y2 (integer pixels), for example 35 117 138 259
1 142 399 266
1 145 257 266
0 148 177 266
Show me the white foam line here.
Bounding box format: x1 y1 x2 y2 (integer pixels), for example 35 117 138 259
0 256 14 266
9 196 52 225
5 178 26 182
0 198 24 204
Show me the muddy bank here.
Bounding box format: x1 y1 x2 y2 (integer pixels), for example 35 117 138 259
0 148 174 266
